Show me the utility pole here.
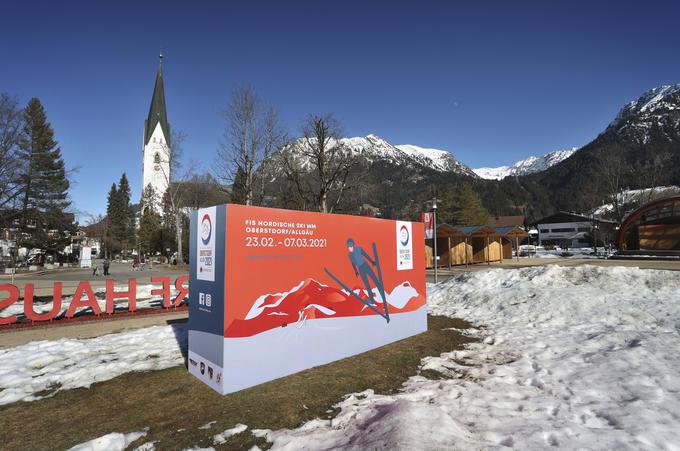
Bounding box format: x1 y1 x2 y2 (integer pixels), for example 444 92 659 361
432 197 438 284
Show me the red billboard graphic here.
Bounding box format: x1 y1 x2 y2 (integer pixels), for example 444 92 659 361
223 206 425 337
188 204 427 395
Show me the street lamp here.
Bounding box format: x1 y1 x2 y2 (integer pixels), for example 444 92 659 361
432 197 438 284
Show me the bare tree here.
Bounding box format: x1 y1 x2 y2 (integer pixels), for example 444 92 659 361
156 130 191 264
279 114 356 213
595 148 629 223
215 85 286 206
0 93 24 214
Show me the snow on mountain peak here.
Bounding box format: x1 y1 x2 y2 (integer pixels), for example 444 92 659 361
607 84 680 143
395 144 477 176
473 147 578 180
286 134 477 176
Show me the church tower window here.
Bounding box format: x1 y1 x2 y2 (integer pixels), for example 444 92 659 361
154 152 161 164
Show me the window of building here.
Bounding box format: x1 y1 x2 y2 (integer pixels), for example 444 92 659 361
577 227 590 232
552 228 576 233
154 152 161 164
540 229 550 233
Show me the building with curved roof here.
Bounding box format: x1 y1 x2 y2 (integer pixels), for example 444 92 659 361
616 195 680 252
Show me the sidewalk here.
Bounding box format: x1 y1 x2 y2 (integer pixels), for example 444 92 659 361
0 310 188 348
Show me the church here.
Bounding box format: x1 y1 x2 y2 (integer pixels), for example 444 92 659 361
141 55 171 213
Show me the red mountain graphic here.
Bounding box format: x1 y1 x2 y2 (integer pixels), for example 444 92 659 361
225 278 425 337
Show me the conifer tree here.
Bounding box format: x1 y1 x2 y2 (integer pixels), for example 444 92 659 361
138 184 162 254
17 98 72 252
230 167 248 204
105 183 119 253
114 173 134 249
451 183 491 226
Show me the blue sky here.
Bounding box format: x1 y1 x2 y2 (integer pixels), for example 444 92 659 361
2 1 679 221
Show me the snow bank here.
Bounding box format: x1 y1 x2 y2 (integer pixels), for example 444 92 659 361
67 431 147 451
0 324 186 405
261 265 680 450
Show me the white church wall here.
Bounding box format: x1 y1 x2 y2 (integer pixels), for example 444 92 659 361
142 121 170 206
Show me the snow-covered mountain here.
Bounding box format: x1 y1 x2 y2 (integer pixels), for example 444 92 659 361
473 147 579 180
394 144 477 176
284 134 477 177
605 84 680 143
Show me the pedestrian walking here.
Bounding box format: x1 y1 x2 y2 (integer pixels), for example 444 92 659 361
103 258 110 276
91 260 98 276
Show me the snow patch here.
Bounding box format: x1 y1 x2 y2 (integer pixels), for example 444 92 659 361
68 431 147 451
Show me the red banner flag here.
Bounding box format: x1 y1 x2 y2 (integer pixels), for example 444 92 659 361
422 212 434 239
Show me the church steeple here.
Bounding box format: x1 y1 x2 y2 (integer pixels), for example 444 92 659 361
143 54 170 146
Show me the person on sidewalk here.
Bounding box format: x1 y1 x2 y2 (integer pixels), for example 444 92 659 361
91 260 98 276
103 258 110 276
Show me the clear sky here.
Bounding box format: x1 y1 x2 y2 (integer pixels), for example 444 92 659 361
2 1 679 221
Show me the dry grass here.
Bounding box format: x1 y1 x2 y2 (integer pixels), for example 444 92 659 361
0 315 476 450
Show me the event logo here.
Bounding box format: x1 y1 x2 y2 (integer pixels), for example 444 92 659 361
399 225 410 246
396 221 414 270
197 206 216 282
201 214 212 245
189 358 198 367
208 366 214 380
200 362 205 375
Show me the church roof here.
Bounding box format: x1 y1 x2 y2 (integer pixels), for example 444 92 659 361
144 57 170 146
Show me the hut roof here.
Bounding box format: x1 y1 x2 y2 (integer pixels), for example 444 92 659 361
496 225 528 237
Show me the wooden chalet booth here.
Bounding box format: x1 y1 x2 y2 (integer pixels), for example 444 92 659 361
456 226 503 264
426 224 504 267
496 226 529 260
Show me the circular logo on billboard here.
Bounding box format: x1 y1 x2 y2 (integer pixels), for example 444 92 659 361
399 225 409 246
201 214 212 245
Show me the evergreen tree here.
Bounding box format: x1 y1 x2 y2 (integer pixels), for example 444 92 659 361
17 98 72 253
138 184 163 254
451 183 491 226
436 187 457 224
137 206 162 255
230 167 248 204
105 173 134 254
105 183 119 253
114 173 134 249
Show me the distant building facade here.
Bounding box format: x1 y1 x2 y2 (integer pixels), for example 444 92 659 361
535 212 615 248
141 55 171 213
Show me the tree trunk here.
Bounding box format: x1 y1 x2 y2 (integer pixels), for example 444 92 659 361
175 212 183 264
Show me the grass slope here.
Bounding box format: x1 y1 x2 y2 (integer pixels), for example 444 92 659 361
0 315 476 450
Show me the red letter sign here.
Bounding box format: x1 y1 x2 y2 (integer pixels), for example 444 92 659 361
105 278 137 314
0 284 20 325
151 276 172 309
24 283 62 322
66 281 101 318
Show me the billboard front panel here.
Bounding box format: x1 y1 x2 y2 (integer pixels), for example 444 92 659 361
189 204 426 394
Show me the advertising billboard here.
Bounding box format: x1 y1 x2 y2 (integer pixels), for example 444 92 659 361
188 204 426 394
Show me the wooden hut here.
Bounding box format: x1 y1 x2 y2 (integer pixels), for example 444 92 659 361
496 226 529 260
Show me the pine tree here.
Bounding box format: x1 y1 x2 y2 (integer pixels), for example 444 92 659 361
138 184 162 254
105 183 119 253
231 167 248 204
451 183 491 226
17 98 72 253
436 187 457 224
115 173 133 249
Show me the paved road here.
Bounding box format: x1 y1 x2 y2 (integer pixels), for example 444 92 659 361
1 262 188 296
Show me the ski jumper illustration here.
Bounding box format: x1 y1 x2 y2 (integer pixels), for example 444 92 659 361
325 238 390 323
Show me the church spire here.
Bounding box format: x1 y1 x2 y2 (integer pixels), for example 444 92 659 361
143 55 170 146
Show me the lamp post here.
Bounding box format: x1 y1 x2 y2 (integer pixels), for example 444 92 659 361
432 197 438 284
